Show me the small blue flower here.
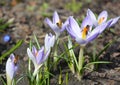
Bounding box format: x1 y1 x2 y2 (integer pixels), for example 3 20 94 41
3 35 11 43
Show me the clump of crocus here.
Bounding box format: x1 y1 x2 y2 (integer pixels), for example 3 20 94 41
44 11 68 39
66 9 119 80
6 53 19 85
27 33 55 76
87 9 120 28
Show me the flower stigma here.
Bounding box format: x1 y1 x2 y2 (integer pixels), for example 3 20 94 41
98 17 105 24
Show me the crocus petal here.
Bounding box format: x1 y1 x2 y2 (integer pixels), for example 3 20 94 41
48 33 55 48
27 48 37 67
69 16 81 37
75 37 86 45
36 47 44 65
86 32 99 43
87 9 97 26
45 34 49 51
6 54 18 80
99 20 112 33
98 11 108 24
61 18 69 32
41 49 50 63
53 11 60 24
81 15 93 29
108 16 120 27
44 18 54 30
66 26 76 39
32 46 38 57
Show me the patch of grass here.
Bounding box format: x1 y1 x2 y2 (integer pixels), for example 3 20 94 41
65 0 82 13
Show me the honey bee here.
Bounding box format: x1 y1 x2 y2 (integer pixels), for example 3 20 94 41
56 20 62 28
82 25 90 39
14 55 19 65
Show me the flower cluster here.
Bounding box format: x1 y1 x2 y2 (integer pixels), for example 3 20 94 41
45 9 119 45
5 9 119 84
27 33 55 76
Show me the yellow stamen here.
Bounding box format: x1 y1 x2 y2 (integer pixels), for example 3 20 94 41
98 17 105 24
82 25 89 39
56 20 62 28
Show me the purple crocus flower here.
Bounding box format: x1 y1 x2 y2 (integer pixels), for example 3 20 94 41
44 33 55 51
27 46 50 69
44 11 69 39
6 54 18 80
66 16 110 45
87 9 120 27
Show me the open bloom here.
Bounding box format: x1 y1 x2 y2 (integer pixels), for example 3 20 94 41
45 11 69 39
44 33 55 51
66 16 111 45
87 9 120 27
27 46 50 70
6 54 18 81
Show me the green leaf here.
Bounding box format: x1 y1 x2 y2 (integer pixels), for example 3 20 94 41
95 41 113 61
0 77 6 85
34 34 40 49
85 61 112 68
0 40 23 61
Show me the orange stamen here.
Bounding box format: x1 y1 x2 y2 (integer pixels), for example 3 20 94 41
82 25 90 39
98 17 105 24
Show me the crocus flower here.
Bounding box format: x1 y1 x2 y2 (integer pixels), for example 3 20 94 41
44 11 69 39
66 16 111 45
44 33 55 51
87 9 120 27
27 46 50 70
6 54 18 84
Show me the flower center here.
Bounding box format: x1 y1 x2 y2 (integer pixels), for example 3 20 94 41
82 25 90 39
35 52 38 57
56 20 62 28
98 17 105 24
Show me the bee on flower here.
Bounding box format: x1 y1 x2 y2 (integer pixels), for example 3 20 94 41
44 11 69 39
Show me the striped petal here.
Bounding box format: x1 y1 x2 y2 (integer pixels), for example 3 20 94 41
81 15 93 30
87 9 97 26
36 47 44 65
6 54 18 80
108 16 120 27
27 48 37 67
53 11 60 24
69 16 81 38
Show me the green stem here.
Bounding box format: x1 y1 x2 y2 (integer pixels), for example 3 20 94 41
53 38 59 63
77 46 85 80
78 46 84 71
6 74 12 85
